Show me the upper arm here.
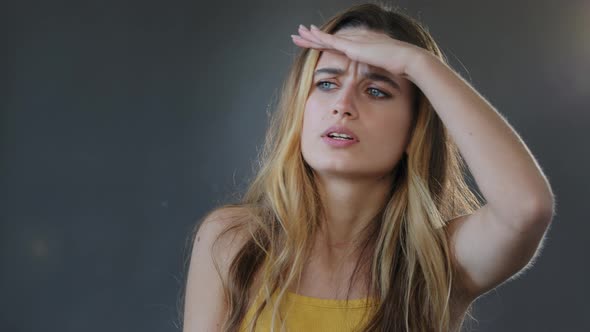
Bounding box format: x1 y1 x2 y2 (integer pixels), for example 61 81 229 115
182 207 250 332
446 202 553 302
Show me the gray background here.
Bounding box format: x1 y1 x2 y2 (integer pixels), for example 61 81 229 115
1 0 588 331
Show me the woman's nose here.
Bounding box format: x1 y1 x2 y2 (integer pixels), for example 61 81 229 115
330 85 358 119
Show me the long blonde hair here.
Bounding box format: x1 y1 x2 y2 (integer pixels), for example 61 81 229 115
185 2 483 331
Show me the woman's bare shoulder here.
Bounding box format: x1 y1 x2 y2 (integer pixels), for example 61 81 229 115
199 206 251 231
183 206 253 330
197 206 252 257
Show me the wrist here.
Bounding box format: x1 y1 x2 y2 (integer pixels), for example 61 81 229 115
405 49 439 85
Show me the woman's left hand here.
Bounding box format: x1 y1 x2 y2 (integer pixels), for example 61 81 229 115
291 24 428 80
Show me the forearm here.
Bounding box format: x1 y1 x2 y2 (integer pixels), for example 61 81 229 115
406 51 554 224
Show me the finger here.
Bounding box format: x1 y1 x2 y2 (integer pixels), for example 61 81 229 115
291 33 326 48
291 34 326 49
291 36 347 56
309 30 366 62
298 25 324 46
309 26 354 53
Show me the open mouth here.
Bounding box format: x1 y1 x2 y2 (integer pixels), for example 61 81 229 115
327 133 354 140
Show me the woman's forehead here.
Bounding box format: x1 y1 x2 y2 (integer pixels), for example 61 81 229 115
316 50 349 66
315 51 384 77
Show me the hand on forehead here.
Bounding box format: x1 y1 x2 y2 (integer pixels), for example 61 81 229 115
317 48 393 77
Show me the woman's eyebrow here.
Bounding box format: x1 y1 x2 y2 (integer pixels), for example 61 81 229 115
313 67 401 91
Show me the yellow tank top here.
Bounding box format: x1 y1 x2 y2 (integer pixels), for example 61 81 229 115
239 288 379 332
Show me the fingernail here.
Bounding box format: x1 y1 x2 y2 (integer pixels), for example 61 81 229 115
310 24 319 30
299 24 306 30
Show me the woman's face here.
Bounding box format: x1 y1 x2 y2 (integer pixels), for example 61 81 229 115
300 27 416 180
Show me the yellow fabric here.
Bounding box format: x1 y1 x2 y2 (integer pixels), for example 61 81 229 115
239 288 379 332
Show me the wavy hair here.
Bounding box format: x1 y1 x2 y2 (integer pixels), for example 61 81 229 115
185 2 483 331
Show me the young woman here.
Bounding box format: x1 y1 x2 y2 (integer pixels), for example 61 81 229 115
182 3 555 331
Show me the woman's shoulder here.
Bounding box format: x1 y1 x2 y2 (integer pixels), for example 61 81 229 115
201 206 255 266
184 206 253 329
197 205 252 254
199 205 251 232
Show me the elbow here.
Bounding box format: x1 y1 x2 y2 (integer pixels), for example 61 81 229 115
489 192 556 234
523 194 556 227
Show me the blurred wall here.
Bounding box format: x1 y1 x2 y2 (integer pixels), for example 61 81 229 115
1 0 588 331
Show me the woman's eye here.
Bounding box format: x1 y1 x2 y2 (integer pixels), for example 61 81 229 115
315 81 390 99
316 81 335 90
367 87 389 98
